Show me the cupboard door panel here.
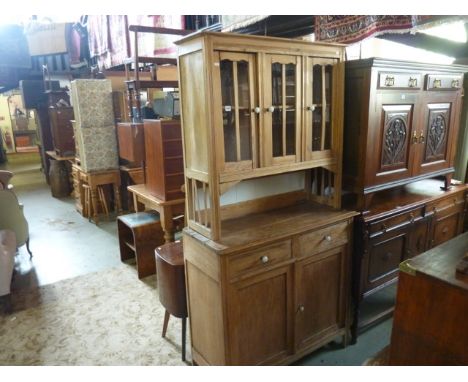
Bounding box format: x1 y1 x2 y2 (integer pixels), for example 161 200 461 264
295 247 347 350
214 52 257 174
416 92 458 176
370 96 418 186
228 265 293 365
262 55 301 166
304 58 338 161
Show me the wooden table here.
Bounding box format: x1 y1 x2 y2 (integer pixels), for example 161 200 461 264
389 231 468 365
127 184 185 243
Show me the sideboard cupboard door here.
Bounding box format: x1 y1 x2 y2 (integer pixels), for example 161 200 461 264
371 95 419 186
213 52 258 174
415 92 459 176
294 246 348 352
227 264 293 365
262 54 301 167
304 57 339 162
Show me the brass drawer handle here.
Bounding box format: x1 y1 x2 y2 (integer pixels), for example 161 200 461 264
260 255 269 264
412 131 418 144
385 76 395 87
381 223 388 233
419 131 425 144
433 79 442 88
409 213 415 223
324 235 332 242
408 77 418 87
451 79 460 88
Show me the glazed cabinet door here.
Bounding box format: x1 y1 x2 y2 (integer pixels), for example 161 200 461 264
262 54 301 167
414 92 459 176
227 265 293 365
303 58 339 161
213 52 257 174
295 246 348 351
370 93 419 187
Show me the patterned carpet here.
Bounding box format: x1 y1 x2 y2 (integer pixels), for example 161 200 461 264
0 264 190 365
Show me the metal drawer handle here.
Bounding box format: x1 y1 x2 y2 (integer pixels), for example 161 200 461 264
451 79 460 88
409 213 415 223
325 235 332 242
266 106 275 113
419 131 425 144
224 105 232 112
381 223 388 233
253 106 261 114
298 305 305 313
412 131 418 144
306 105 316 112
260 255 269 264
385 76 395 87
433 79 442 88
408 77 418 87
442 227 449 234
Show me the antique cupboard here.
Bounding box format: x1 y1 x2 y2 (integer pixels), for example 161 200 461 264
176 31 358 365
343 58 468 341
344 58 466 210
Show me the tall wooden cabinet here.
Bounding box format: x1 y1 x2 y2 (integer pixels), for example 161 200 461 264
344 58 467 210
176 32 358 365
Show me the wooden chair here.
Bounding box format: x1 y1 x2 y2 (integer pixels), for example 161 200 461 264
155 240 187 361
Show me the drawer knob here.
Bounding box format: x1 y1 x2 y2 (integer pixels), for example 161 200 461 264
381 223 388 233
266 106 275 113
325 235 332 242
409 213 415 223
451 79 459 88
408 77 418 87
306 105 316 112
442 227 449 234
385 76 395 87
224 105 232 112
253 106 261 114
298 305 305 313
260 255 269 264
433 79 442 88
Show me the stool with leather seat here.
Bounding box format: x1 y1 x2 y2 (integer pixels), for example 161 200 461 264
155 240 187 361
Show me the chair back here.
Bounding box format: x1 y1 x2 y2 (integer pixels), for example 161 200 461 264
0 189 29 247
0 171 13 190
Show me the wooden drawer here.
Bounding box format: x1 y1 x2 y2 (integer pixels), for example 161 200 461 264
432 213 461 247
427 193 465 218
295 221 348 259
425 74 463 90
368 206 425 236
378 72 421 89
228 240 291 278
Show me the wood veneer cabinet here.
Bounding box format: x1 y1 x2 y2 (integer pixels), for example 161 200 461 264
175 32 346 240
184 203 357 365
49 107 75 157
351 179 468 342
344 58 468 210
143 119 184 201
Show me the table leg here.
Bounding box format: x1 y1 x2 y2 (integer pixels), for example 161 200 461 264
91 187 99 225
160 206 174 243
132 193 139 212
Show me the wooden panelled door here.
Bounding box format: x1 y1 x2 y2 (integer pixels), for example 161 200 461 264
415 92 458 176
371 93 419 186
262 55 301 166
304 58 338 162
213 52 257 174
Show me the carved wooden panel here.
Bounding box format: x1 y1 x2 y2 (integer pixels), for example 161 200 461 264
379 105 412 171
423 103 451 164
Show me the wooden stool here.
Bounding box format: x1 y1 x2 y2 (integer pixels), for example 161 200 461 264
117 211 165 279
82 184 92 220
155 240 187 361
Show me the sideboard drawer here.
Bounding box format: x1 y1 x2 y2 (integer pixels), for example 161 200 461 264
378 72 422 89
228 240 292 278
427 193 465 218
295 221 348 259
368 206 425 236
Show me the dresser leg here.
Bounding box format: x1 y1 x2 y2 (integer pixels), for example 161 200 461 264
162 310 170 337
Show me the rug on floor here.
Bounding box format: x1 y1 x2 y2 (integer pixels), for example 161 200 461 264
0 264 190 366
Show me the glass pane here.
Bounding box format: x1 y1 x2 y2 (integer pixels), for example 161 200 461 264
221 60 236 162
312 106 322 151
324 65 333 150
272 62 283 157
313 65 323 105
285 63 296 155
237 61 252 161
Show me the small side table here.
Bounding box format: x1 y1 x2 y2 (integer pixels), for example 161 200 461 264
118 211 165 279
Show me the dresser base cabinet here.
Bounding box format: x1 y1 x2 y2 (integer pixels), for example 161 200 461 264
183 204 357 365
351 179 468 342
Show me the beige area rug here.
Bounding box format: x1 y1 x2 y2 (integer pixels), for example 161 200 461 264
0 264 190 366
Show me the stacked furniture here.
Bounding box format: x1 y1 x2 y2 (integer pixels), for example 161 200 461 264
343 58 468 341
70 79 121 224
176 31 358 365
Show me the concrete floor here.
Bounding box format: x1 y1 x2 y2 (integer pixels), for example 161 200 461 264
1 152 392 366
